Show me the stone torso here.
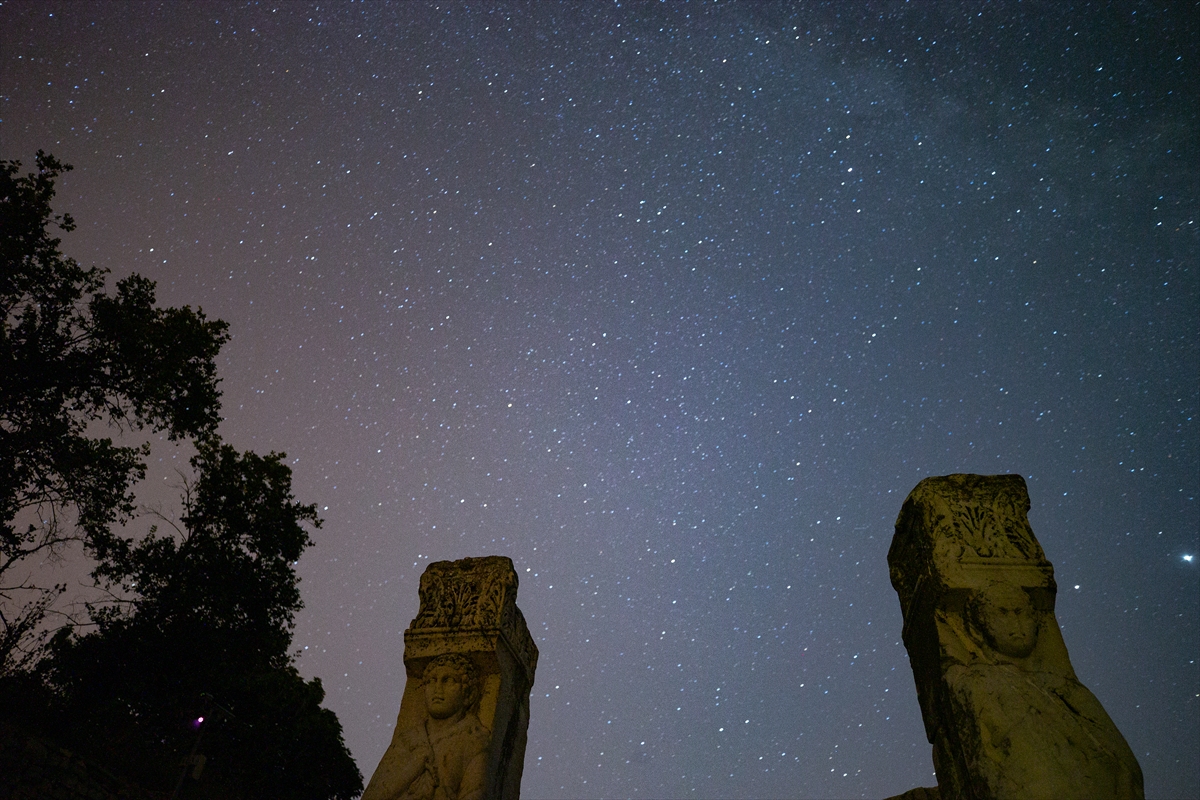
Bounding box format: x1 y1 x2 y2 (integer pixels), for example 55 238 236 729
395 714 490 800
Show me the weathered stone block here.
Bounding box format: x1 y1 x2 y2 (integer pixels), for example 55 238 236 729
889 474 1143 800
363 556 538 800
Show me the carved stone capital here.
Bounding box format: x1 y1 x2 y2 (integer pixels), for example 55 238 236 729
403 556 538 685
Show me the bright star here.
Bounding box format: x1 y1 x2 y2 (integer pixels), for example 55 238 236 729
1184 554 1194 563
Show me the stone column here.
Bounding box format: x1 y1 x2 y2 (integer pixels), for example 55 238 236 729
363 556 538 800
888 474 1143 800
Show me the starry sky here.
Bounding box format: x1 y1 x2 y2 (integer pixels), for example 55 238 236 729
2 2 1197 797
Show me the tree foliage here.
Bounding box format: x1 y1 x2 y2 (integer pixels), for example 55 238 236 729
0 154 362 798
1 151 228 669
93 441 317 648
43 442 361 799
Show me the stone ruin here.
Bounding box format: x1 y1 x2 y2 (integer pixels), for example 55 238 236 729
363 556 537 800
887 473 1143 800
362 476 1145 800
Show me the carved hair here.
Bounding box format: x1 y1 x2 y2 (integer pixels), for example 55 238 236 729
966 582 1033 624
422 653 481 706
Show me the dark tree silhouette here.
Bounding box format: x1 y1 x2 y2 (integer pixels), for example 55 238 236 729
1 151 228 670
0 154 362 798
45 441 362 799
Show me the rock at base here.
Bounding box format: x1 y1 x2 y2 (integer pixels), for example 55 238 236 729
884 788 941 800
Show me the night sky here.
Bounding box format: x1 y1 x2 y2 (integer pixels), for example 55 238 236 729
2 2 1196 798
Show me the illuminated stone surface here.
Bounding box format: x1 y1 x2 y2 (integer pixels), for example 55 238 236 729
888 474 1143 800
364 556 537 800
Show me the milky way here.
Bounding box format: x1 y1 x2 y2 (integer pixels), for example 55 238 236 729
2 3 1196 797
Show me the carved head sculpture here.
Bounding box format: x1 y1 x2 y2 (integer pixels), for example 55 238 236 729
967 582 1040 659
422 653 481 720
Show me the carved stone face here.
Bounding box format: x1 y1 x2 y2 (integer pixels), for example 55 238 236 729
425 664 468 720
973 584 1039 659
